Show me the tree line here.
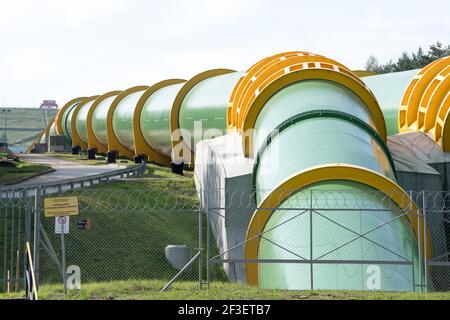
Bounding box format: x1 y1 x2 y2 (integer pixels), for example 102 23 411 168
365 42 450 74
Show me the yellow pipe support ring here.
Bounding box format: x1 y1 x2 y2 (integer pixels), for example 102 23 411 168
133 79 186 167
170 69 236 166
399 56 450 132
71 96 100 150
227 52 358 130
441 92 450 151
225 52 385 158
421 66 450 131
87 91 122 154
244 163 432 286
227 51 352 130
54 97 86 135
227 51 327 129
106 86 149 158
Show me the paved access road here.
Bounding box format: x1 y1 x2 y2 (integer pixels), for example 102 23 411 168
14 154 125 187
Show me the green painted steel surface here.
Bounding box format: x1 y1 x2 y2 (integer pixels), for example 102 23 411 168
253 80 394 203
61 102 79 142
64 104 77 141
254 116 395 203
258 181 420 291
140 83 184 157
112 90 147 151
178 72 243 152
40 122 57 143
252 79 418 291
76 100 95 144
252 80 379 155
39 133 46 144
92 94 119 145
49 122 57 136
362 69 419 135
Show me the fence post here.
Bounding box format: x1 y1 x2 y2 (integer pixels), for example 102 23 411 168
310 189 314 291
422 191 428 293
206 189 211 289
10 193 15 291
416 191 423 293
3 191 8 292
24 190 31 291
33 187 42 289
198 189 203 290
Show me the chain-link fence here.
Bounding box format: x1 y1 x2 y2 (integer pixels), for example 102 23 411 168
1 186 450 296
415 191 450 292
37 188 204 292
203 188 450 293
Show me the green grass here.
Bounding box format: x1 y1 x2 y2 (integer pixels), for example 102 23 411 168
36 162 218 286
44 152 138 166
1 280 449 300
3 162 447 300
0 156 52 185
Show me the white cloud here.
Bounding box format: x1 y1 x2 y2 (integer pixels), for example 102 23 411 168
365 5 383 29
0 0 448 107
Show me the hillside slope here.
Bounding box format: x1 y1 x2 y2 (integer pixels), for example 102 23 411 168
0 108 57 152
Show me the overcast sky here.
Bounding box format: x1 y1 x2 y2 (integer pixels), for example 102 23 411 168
0 0 448 108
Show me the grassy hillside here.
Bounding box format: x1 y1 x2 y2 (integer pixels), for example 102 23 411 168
0 108 57 152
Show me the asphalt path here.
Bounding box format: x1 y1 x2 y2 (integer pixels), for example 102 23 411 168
12 154 124 187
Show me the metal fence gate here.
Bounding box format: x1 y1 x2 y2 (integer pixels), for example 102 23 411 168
205 189 450 293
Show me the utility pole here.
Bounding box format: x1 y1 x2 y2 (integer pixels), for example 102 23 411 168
1 108 12 153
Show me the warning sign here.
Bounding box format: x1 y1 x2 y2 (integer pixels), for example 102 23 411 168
55 216 70 234
44 197 79 217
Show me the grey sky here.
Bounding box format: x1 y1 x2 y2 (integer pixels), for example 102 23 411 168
0 0 448 108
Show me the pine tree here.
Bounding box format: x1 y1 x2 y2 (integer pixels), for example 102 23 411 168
365 42 450 74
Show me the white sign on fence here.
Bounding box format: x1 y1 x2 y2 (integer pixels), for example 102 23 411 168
55 216 70 234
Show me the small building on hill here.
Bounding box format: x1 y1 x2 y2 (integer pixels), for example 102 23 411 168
39 100 58 109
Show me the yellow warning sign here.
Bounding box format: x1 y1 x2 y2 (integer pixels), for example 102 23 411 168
44 197 79 217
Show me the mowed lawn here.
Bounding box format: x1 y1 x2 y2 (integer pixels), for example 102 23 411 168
1 280 449 300
43 152 137 166
0 153 52 185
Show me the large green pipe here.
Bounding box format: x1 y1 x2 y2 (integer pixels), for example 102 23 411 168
49 122 57 136
140 83 185 158
251 79 420 291
39 132 47 144
111 88 148 154
362 69 420 135
259 181 419 291
75 100 96 145
177 71 243 153
60 51 427 292
60 101 80 142
92 94 119 146
39 121 56 144
253 80 395 199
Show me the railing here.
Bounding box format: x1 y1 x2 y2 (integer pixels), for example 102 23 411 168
25 242 38 301
0 161 147 196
